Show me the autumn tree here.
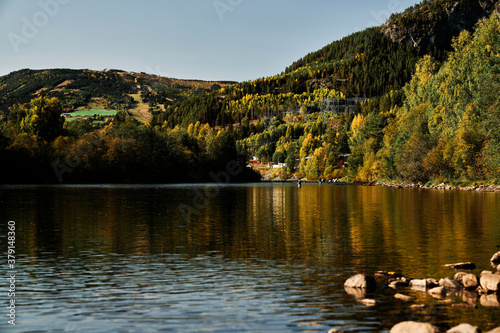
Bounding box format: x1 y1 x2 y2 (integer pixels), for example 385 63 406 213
20 97 64 141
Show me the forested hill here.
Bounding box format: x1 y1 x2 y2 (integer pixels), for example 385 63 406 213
0 68 233 120
285 0 500 98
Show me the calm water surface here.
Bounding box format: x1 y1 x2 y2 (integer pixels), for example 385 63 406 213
1 183 500 332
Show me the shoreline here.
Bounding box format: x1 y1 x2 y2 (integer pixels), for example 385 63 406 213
259 178 500 192
371 181 500 192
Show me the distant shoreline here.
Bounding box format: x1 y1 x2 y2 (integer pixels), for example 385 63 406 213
259 178 500 192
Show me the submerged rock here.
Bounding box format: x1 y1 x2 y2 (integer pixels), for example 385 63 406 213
357 298 377 306
447 323 480 333
327 329 345 333
445 262 476 270
344 274 376 290
390 321 440 333
394 293 413 302
451 303 477 309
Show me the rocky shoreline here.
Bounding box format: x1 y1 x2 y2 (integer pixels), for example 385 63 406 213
373 181 500 192
330 253 500 333
259 178 500 192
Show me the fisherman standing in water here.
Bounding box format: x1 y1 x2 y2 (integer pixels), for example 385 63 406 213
297 179 302 187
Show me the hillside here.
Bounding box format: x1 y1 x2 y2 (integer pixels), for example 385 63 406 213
285 0 500 98
0 68 233 122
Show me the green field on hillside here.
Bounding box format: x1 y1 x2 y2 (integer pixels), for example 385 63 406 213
64 109 117 122
67 109 117 117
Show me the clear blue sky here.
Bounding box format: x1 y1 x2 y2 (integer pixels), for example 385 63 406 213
0 0 421 82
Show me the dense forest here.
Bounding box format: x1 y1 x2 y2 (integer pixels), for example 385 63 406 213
0 0 499 185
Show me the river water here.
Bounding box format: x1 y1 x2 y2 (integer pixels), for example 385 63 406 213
0 183 499 332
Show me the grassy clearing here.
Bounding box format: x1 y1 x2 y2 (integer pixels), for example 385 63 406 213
64 109 117 122
127 93 152 123
75 97 107 111
66 109 117 117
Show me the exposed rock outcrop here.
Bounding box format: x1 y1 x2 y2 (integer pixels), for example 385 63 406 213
381 0 500 51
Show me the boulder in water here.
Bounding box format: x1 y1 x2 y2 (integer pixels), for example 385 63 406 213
480 272 500 292
490 251 500 271
390 321 440 333
344 274 376 290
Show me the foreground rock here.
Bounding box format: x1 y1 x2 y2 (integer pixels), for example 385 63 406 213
491 251 500 271
344 274 376 290
394 293 413 302
480 272 500 292
439 277 462 290
374 271 401 284
454 273 479 289
447 323 480 333
390 321 439 333
389 277 411 288
344 286 369 299
428 286 447 298
357 298 377 306
444 262 476 270
410 278 439 291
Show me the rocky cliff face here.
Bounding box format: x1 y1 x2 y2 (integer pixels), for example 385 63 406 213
381 0 500 51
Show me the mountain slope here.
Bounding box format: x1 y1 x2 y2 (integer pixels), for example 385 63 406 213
284 0 500 99
0 68 233 122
